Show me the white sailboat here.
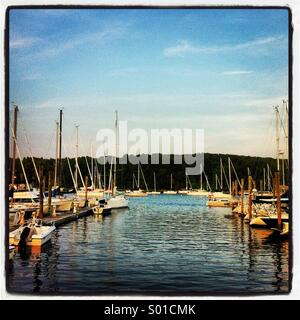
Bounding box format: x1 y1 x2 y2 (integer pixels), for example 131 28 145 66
125 162 148 197
106 111 129 209
178 173 190 194
163 173 177 194
147 172 160 195
74 125 104 203
187 172 210 196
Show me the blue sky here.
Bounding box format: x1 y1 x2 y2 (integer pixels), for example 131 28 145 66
9 8 289 158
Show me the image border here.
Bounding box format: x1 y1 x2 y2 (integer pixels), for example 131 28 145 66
3 3 294 297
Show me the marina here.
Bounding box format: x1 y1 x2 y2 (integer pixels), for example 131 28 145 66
6 8 291 296
7 195 289 294
6 98 290 294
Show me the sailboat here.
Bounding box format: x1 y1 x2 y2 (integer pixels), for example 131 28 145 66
74 125 104 204
187 172 210 196
163 174 177 194
147 172 160 195
9 108 73 216
106 111 129 209
125 163 148 197
178 173 190 194
249 102 289 230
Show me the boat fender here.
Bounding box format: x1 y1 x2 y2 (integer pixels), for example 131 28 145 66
13 211 21 225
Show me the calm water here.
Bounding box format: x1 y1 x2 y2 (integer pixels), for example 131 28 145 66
7 195 289 295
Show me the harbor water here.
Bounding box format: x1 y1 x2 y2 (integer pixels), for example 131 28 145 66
7 195 289 294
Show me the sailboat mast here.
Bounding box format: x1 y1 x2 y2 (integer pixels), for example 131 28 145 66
137 163 140 189
75 125 79 189
113 111 118 196
185 173 188 190
275 106 280 172
154 172 156 192
91 142 93 188
220 158 223 190
263 167 266 191
267 164 271 191
171 173 172 190
200 172 203 190
282 153 285 186
228 157 232 194
58 109 63 190
11 104 19 187
54 121 59 187
103 154 106 191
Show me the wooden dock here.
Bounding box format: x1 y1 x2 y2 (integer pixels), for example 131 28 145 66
43 207 95 227
9 206 95 232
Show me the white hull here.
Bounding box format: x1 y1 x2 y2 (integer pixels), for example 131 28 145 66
77 190 104 199
107 195 129 209
209 192 231 199
51 199 73 212
9 225 56 247
187 190 210 196
178 190 189 194
207 199 232 207
93 206 112 215
125 190 148 197
163 191 177 195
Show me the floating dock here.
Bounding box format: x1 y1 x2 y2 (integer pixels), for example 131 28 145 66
42 207 95 227
9 206 96 232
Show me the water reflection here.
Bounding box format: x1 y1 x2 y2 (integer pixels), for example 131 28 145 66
7 195 289 294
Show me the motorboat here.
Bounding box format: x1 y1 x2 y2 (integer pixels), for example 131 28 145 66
9 220 56 247
93 199 112 216
107 194 128 209
207 198 232 207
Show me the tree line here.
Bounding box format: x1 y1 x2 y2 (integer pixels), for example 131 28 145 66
9 153 285 191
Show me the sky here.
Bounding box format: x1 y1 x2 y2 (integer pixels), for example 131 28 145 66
9 8 289 159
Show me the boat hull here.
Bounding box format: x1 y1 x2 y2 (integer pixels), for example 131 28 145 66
93 206 112 216
107 196 128 209
207 200 232 207
260 217 289 229
9 225 56 247
125 192 148 197
249 217 268 228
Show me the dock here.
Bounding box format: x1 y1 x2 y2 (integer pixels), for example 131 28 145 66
42 206 95 227
9 206 95 232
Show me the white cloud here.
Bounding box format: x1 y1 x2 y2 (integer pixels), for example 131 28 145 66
163 35 286 57
163 40 196 57
21 73 43 81
10 36 40 49
222 70 253 75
